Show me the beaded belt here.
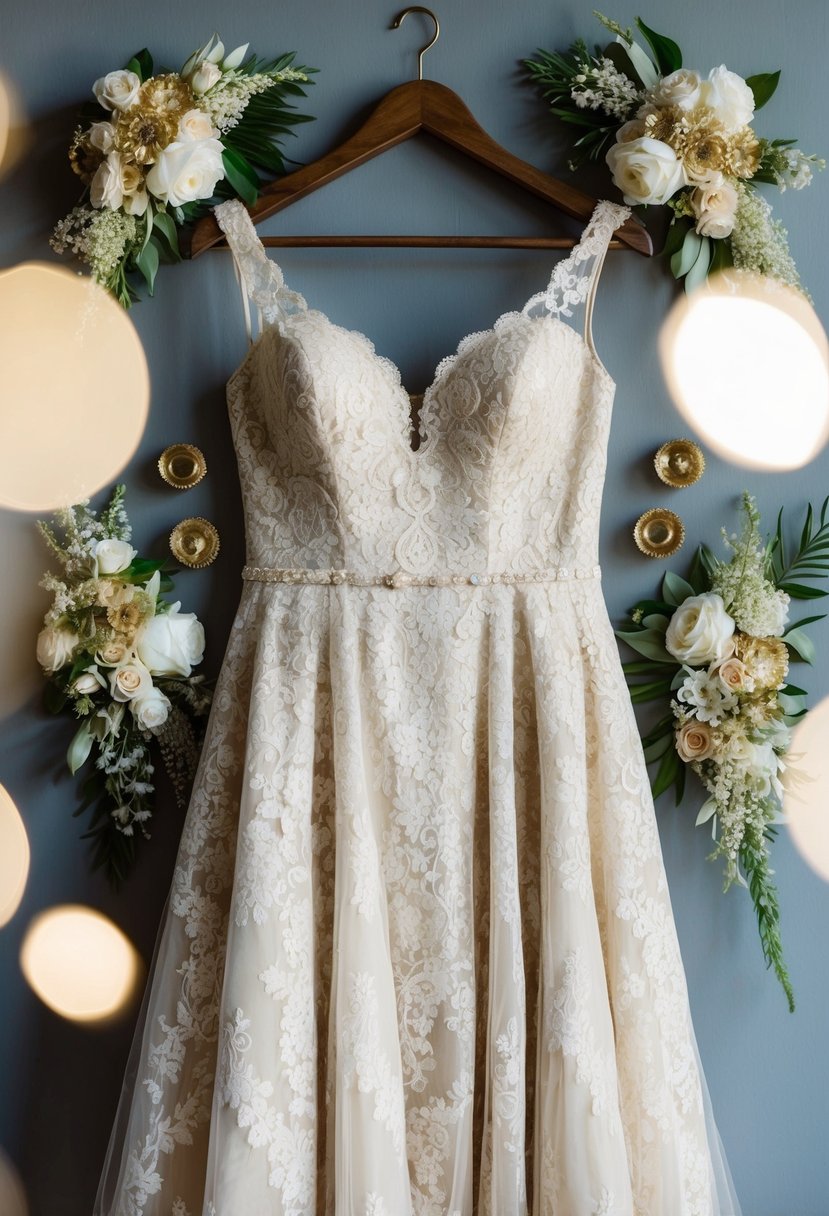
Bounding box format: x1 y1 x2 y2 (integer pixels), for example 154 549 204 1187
242 564 601 588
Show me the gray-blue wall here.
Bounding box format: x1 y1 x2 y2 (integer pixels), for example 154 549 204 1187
1 2 827 1212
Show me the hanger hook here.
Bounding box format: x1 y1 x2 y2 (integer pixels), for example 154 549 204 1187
391 7 440 81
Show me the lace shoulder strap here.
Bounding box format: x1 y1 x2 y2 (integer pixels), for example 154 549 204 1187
213 199 306 343
522 200 631 353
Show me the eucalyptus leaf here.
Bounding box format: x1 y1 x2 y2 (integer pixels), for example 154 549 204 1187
695 798 718 827
67 721 94 775
661 570 696 607
683 235 712 293
778 691 807 716
783 628 816 663
671 229 702 279
641 613 669 632
615 628 674 663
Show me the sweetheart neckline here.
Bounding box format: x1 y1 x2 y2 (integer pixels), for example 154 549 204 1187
226 304 616 458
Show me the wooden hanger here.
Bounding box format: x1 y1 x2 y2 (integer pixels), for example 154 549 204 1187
188 7 652 259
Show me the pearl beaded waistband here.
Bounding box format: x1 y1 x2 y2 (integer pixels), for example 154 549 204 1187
242 564 601 588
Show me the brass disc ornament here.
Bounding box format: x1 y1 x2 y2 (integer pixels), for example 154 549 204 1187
633 508 686 559
158 444 207 490
169 517 220 569
653 438 705 489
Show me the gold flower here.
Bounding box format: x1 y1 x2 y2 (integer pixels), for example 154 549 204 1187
97 580 135 610
115 106 179 165
68 128 103 183
107 601 144 639
725 127 761 178
643 105 684 148
139 74 194 117
733 634 790 691
682 123 729 181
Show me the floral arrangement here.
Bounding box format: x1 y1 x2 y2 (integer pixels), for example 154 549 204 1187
525 13 823 292
51 34 315 306
617 494 829 1011
36 486 212 881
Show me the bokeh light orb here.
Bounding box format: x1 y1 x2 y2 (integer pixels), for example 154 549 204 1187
0 263 149 511
660 270 829 470
0 785 29 927
786 695 829 883
20 905 140 1023
0 73 28 181
0 1148 27 1216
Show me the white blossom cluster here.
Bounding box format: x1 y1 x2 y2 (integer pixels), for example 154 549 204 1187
730 184 803 291
712 515 790 638
51 205 138 282
570 57 642 120
202 71 286 133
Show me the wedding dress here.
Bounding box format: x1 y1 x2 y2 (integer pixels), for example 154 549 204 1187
94 198 741 1216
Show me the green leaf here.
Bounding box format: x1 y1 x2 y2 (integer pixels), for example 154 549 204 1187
687 547 713 593
135 240 159 295
629 679 675 704
783 628 816 663
695 798 718 827
661 571 696 607
623 659 669 675
615 628 674 663
629 598 675 618
641 613 669 632
684 235 712 293
611 35 659 89
125 49 154 81
641 714 675 749
784 614 826 633
778 691 807 716
67 721 94 775
44 681 68 715
662 218 691 261
779 582 828 599
634 18 682 74
151 210 181 261
222 147 259 206
746 70 781 110
652 745 680 799
644 734 672 763
671 229 702 279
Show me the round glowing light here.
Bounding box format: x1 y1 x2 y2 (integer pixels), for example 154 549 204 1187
0 785 29 927
660 270 829 470
20 905 140 1023
0 1148 27 1216
786 695 829 883
0 263 149 512
0 507 51 720
0 74 28 181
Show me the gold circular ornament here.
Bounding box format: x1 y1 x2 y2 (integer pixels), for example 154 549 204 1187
653 438 705 488
158 444 207 490
633 508 686 559
169 517 220 569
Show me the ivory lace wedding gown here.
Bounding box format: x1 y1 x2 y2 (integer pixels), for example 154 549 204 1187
95 199 741 1216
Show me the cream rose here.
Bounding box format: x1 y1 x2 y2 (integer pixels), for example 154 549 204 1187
606 136 685 205
178 108 218 142
73 667 105 695
90 153 125 210
88 121 116 153
188 61 222 96
649 68 703 112
675 720 715 763
96 638 130 666
665 593 735 666
131 686 171 732
615 118 647 143
715 656 754 694
700 65 755 132
691 179 739 238
110 661 153 702
36 624 79 672
93 69 141 113
136 604 205 677
94 538 137 575
145 137 225 206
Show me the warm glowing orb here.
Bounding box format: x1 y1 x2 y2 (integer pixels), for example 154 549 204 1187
0 785 29 927
660 270 829 470
20 905 140 1022
0 1149 27 1216
0 263 149 511
786 695 829 883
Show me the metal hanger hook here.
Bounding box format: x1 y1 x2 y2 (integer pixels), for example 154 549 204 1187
391 7 440 81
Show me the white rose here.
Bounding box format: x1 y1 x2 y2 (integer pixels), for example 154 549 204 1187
188 61 222 96
181 34 225 80
606 136 685 205
36 623 79 672
136 604 205 677
145 138 225 207
110 660 153 702
90 152 125 210
94 538 137 575
73 666 105 695
691 179 739 238
93 69 141 113
665 593 736 666
88 121 116 153
131 686 172 732
700 65 755 133
649 68 703 112
178 108 219 142
615 118 647 144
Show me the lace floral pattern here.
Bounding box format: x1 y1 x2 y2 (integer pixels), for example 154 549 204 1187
93 199 737 1216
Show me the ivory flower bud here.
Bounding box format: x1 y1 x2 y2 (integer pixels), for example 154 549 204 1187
665 593 735 666
90 152 125 210
675 720 715 763
715 656 754 694
178 108 218 142
691 179 739 238
110 661 153 702
606 136 685 205
94 538 137 575
36 624 79 672
188 61 222 96
701 65 755 133
93 69 141 113
145 137 225 206
136 604 205 677
88 121 116 153
73 667 104 695
649 68 703 112
131 686 171 732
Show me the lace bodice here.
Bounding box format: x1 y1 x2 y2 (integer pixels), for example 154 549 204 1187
213 198 631 578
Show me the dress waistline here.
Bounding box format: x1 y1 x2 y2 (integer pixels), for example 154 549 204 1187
242 564 601 589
